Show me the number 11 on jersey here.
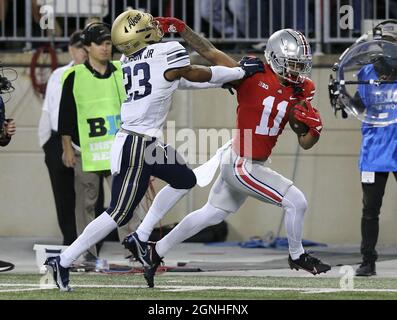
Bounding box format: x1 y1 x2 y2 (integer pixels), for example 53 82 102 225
255 96 288 136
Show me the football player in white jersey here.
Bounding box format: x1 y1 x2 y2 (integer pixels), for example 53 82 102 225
44 9 264 292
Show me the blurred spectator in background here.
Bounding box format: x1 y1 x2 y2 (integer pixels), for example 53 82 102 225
250 0 315 51
38 30 87 246
0 0 9 27
200 0 246 38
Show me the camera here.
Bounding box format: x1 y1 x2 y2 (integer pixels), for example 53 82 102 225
0 74 12 94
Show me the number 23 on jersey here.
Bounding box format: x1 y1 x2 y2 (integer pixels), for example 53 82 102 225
123 62 152 102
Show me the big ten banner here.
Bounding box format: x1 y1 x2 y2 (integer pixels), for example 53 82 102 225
86 114 121 163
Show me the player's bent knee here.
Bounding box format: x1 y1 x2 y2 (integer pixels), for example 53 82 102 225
172 170 196 189
202 203 230 226
283 185 308 213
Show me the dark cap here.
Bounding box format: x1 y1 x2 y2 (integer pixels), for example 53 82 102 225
373 20 397 42
84 23 111 45
381 22 397 41
69 30 83 47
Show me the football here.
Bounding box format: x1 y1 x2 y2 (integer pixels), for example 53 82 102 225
289 101 309 135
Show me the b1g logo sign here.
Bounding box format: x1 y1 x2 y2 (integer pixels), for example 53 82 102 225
87 115 121 138
85 115 121 163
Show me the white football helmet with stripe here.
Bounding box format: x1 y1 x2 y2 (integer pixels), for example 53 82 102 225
264 29 312 84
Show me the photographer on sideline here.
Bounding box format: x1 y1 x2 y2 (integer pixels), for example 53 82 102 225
330 20 397 276
355 23 397 276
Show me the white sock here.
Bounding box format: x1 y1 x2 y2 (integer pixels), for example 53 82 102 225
60 212 117 268
156 202 229 257
281 185 307 260
136 186 189 242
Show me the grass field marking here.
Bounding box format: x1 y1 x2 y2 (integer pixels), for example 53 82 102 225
0 283 51 287
0 287 52 293
302 288 397 294
2 283 397 294
302 289 352 294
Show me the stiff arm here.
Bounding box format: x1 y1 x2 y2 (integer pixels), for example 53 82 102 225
181 25 238 68
165 25 242 86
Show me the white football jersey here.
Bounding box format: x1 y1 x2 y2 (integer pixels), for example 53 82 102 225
120 41 190 138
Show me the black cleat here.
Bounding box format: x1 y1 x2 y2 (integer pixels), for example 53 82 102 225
122 232 151 267
0 260 14 272
288 252 331 275
44 256 72 292
355 261 376 276
143 242 163 288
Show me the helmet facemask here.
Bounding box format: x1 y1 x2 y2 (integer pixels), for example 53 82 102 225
141 14 164 45
283 56 312 83
266 51 312 84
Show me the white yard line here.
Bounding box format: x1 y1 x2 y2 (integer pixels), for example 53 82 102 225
0 287 53 293
1 283 397 294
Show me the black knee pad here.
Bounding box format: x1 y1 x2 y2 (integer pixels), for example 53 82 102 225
171 170 197 190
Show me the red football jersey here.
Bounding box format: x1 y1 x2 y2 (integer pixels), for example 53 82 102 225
232 64 315 160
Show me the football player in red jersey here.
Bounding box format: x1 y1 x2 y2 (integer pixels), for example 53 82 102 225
123 18 330 288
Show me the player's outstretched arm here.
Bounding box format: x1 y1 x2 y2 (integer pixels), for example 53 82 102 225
155 17 237 68
165 59 264 84
165 64 239 83
181 25 237 67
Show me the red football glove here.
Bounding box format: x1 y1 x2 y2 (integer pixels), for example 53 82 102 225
155 17 186 34
293 101 323 137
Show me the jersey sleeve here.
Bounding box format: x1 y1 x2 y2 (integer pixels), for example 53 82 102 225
42 67 64 112
165 41 190 69
303 78 316 101
58 71 77 138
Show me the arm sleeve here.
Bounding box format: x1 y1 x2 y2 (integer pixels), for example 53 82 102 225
38 110 51 147
38 72 57 147
209 66 245 84
178 78 223 90
58 71 77 137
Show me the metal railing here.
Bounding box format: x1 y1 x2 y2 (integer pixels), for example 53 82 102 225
0 0 394 53
323 0 394 43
